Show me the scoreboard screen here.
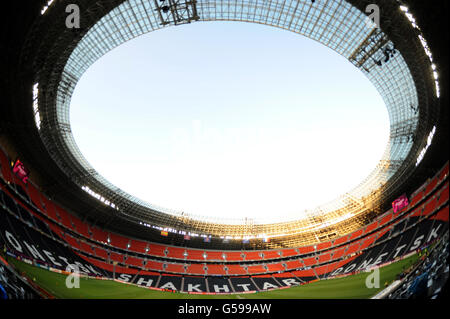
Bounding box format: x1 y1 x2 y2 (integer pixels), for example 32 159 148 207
12 159 30 184
392 194 409 213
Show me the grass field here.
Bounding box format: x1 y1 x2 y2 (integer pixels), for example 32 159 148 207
7 254 419 299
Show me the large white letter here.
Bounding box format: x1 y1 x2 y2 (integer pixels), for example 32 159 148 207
5 231 23 252
65 264 80 289
393 244 407 259
237 283 252 291
373 252 389 266
118 274 132 282
187 284 202 292
136 277 153 287
160 282 178 291
213 285 230 293
409 235 425 251
262 282 278 290
42 250 62 267
281 279 300 286
365 268 380 289
427 225 441 242
23 241 45 261
65 4 80 29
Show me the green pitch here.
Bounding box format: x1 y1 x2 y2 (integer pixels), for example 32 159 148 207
7 254 419 299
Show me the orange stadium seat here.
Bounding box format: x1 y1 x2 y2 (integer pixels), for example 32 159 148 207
425 177 438 197
302 256 317 267
410 204 424 218
109 233 129 250
82 256 114 273
145 260 164 272
272 272 295 278
373 226 391 242
226 264 247 275
291 269 316 278
314 264 330 276
266 262 284 272
410 190 424 208
437 183 449 207
90 227 109 244
47 222 64 239
128 239 148 254
333 235 349 246
166 246 186 259
224 251 244 261
185 263 205 275
423 197 438 217
244 251 263 261
79 241 94 255
165 263 185 274
262 250 280 259
139 271 161 276
64 234 81 250
206 264 226 275
185 249 205 261
349 229 364 241
378 213 393 227
94 247 109 260
431 206 449 222
359 235 376 251
331 247 346 260
316 241 332 251
285 259 302 270
298 245 315 255
69 215 91 238
56 207 74 230
345 241 362 255
147 244 166 257
246 265 266 274
205 251 224 261
392 206 404 219
0 149 12 181
26 184 46 212
280 249 298 258
317 252 332 264
115 265 139 275
40 196 59 222
364 221 379 235
126 256 144 268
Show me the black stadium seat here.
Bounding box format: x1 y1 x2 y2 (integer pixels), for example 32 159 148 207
182 276 208 293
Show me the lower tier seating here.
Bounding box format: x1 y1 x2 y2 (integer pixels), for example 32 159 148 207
1 199 448 295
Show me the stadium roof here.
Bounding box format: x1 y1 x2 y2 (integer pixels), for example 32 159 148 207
0 0 448 248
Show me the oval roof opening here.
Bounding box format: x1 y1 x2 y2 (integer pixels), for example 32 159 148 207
70 22 389 222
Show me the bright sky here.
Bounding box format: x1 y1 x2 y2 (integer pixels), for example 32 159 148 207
70 21 390 222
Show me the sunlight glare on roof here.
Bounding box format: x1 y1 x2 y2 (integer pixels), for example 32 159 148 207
70 22 390 222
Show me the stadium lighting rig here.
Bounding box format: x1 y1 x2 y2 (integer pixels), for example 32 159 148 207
81 185 119 210
32 83 41 130
40 0 55 15
399 3 440 98
416 126 437 167
154 0 200 25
